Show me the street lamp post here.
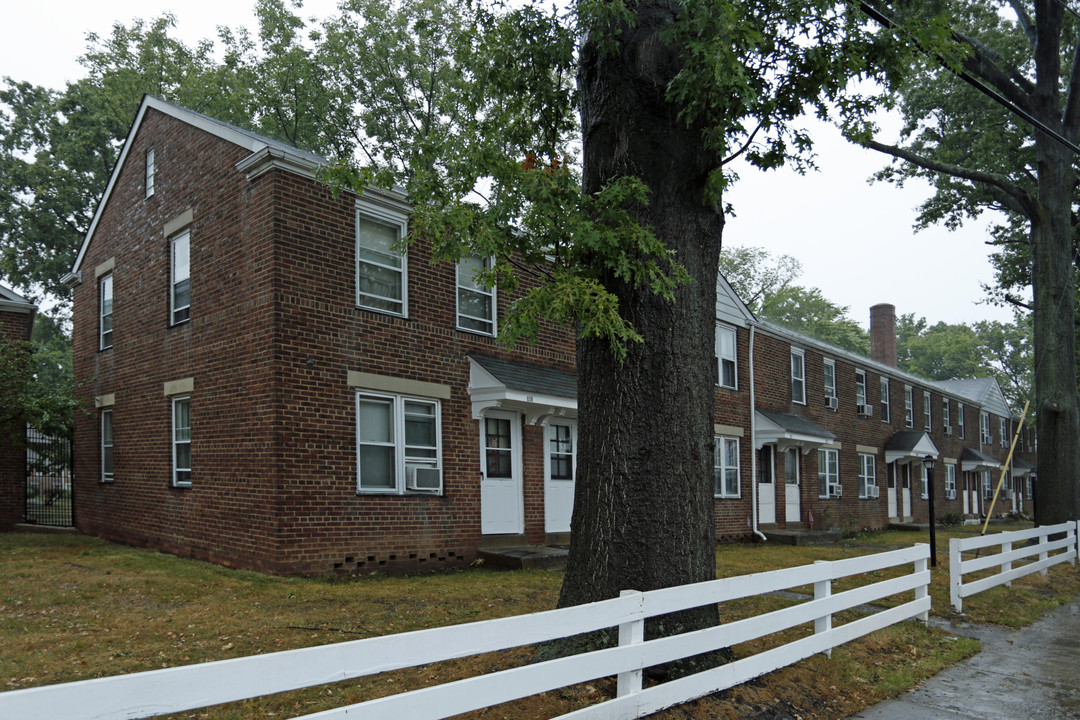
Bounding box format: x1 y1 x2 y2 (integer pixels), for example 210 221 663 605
923 455 937 567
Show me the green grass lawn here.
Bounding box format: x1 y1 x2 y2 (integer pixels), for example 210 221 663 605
1 529 1075 719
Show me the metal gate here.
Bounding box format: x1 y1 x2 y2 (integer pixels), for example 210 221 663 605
24 425 74 527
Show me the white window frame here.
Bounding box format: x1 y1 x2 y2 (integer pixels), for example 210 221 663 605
714 436 740 498
456 255 496 336
355 203 409 317
172 396 191 487
791 348 806 405
818 448 839 498
858 453 876 499
170 229 190 325
980 411 991 445
999 418 1007 448
715 324 737 390
145 147 155 199
943 399 951 433
958 402 965 439
904 385 913 428
356 391 442 495
823 358 837 403
855 369 867 408
945 464 957 500
101 409 114 483
982 470 993 499
920 464 929 499
923 390 932 430
100 273 113 350
880 377 890 423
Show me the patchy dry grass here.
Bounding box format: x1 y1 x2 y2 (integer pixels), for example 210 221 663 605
1 530 1074 719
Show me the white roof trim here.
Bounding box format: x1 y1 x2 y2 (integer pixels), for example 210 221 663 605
754 411 831 454
0 284 36 314
884 433 940 465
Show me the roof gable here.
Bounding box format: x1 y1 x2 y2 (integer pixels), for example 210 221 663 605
715 271 755 328
0 283 36 314
68 95 327 278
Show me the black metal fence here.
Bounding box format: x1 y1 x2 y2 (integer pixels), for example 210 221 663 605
24 425 73 527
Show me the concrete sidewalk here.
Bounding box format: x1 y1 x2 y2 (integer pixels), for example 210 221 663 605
846 601 1080 719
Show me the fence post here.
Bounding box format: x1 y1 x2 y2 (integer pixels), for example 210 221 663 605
1002 540 1013 587
1039 528 1049 577
949 537 963 614
617 590 644 699
914 548 929 624
813 561 832 659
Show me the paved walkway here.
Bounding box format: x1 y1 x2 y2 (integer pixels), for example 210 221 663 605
846 601 1080 719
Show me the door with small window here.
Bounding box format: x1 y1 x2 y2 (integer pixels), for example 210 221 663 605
481 410 523 535
887 463 898 519
784 448 801 524
544 420 577 534
758 446 776 525
901 464 912 520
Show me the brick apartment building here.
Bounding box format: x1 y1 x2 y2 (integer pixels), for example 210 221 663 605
0 284 36 530
65 96 1034 574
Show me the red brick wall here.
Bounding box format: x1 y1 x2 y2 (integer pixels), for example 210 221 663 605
0 309 34 529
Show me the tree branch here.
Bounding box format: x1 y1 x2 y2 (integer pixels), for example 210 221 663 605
1061 28 1080 138
1006 0 1037 49
858 136 1035 217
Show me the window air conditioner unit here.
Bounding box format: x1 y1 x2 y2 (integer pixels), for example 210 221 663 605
825 396 838 411
869 486 880 499
944 425 952 436
829 485 843 498
406 466 442 492
858 404 873 417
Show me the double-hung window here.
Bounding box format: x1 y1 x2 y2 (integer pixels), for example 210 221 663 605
943 400 951 434
823 358 837 407
999 418 1007 448
980 412 991 445
923 390 932 430
855 369 867 410
457 255 495 335
356 208 407 316
880 377 890 423
145 148 155 198
170 229 190 325
858 453 876 499
714 436 740 498
920 464 929 499
945 464 957 499
904 385 913 428
818 448 839 498
791 349 806 405
101 409 114 482
982 470 993 499
356 392 441 494
99 273 113 350
715 324 737 389
172 396 191 487
958 403 965 439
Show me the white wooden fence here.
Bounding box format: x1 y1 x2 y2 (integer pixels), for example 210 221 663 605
949 521 1079 613
0 544 931 720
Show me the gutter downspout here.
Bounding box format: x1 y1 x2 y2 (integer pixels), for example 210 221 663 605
749 325 767 542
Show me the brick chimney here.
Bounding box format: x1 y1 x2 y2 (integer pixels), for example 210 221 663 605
870 304 897 368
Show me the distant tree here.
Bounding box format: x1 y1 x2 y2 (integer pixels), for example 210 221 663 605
719 245 869 354
0 314 79 440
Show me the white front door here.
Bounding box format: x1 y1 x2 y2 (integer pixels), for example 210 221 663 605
544 420 576 533
887 463 898 519
962 472 970 514
901 464 912 520
758 446 776 525
481 410 523 535
784 448 801 524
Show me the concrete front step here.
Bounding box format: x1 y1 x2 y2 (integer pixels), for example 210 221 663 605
763 528 844 546
476 545 568 570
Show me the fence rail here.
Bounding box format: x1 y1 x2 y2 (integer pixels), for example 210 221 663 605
949 521 1079 613
0 544 931 720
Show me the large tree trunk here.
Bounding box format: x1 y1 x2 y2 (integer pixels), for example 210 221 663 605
1031 1 1080 526
558 0 725 641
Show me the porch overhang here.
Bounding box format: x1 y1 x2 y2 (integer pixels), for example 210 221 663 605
961 447 1002 473
884 431 940 465
467 354 577 425
1011 457 1035 478
754 410 836 454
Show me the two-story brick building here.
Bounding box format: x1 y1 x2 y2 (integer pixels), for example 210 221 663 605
67 97 1033 573
0 284 36 530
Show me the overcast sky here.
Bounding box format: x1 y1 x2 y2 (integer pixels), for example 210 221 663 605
2 1 1019 329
